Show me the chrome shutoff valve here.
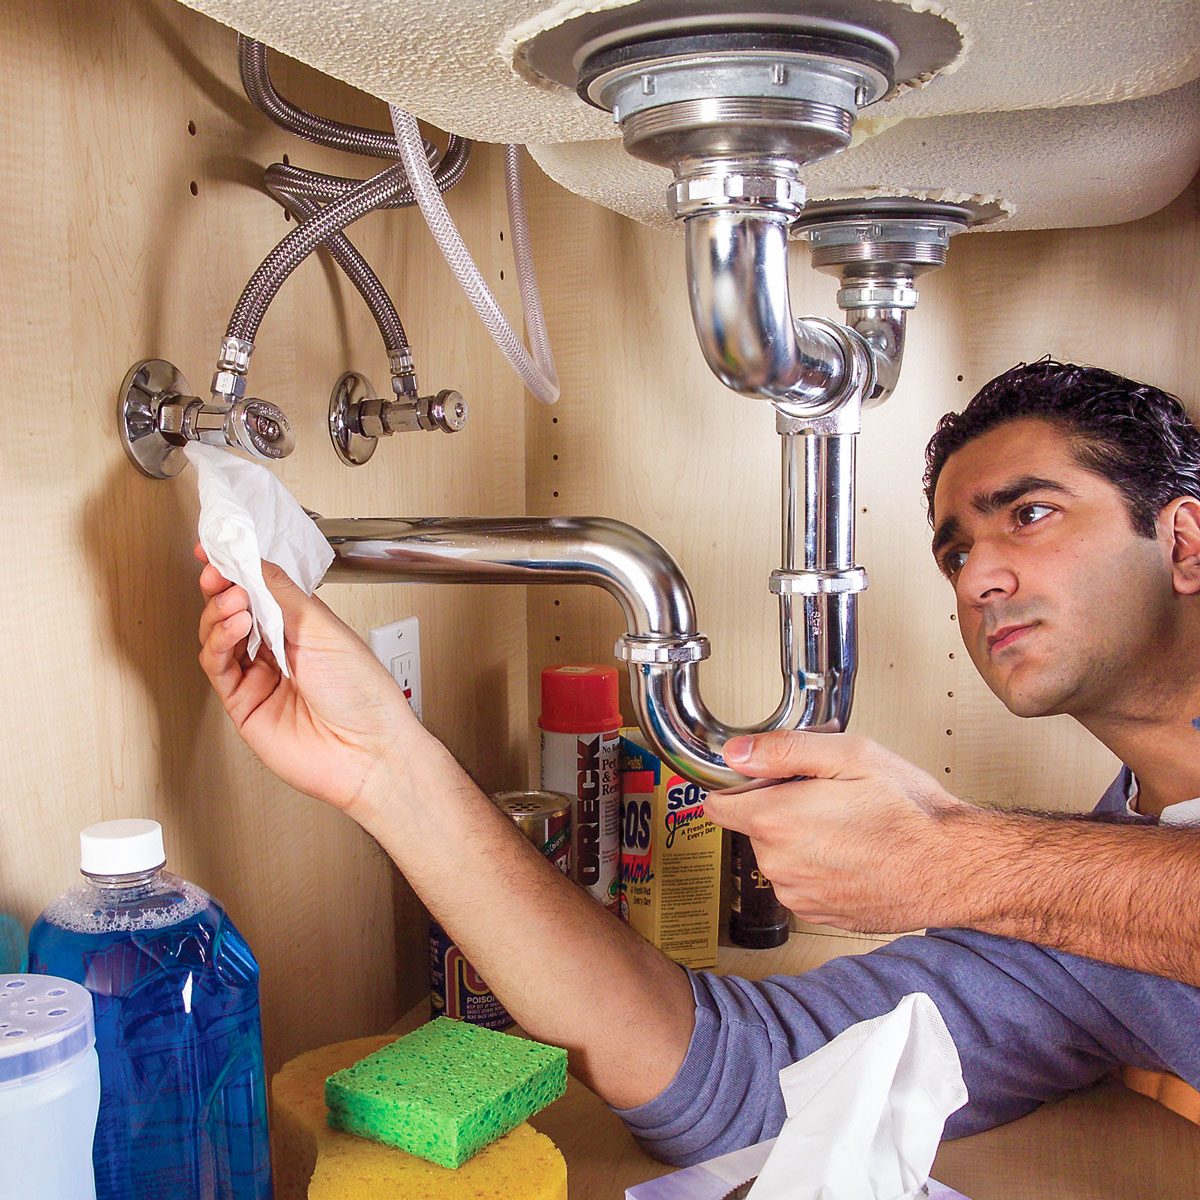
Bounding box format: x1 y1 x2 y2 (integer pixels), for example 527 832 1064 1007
329 370 468 466
163 394 295 460
119 358 295 479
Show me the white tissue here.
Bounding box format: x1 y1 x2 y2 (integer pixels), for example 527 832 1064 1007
748 993 967 1200
185 443 333 678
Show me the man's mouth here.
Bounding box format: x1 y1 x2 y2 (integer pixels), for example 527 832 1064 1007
987 623 1037 655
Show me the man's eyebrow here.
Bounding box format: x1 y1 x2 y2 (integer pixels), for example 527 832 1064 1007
930 476 1075 559
972 475 1075 515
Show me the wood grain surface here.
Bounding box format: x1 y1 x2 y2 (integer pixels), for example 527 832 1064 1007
0 0 528 1072
4 6 1200 1192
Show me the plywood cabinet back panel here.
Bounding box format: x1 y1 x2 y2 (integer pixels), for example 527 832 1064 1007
0 0 527 1071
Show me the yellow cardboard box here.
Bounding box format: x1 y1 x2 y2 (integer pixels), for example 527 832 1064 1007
618 728 723 969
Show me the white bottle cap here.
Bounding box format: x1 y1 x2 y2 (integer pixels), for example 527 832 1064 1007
79 819 166 876
0 976 95 1084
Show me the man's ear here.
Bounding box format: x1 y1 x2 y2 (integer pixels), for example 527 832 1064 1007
1162 498 1200 594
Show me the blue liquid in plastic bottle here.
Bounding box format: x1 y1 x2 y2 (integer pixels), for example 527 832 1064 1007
28 829 272 1200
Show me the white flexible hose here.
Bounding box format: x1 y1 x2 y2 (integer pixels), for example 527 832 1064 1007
390 106 560 405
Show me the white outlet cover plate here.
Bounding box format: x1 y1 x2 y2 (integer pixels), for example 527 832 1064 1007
369 616 423 721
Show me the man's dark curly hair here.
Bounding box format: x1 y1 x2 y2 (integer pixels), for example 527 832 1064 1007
923 359 1200 538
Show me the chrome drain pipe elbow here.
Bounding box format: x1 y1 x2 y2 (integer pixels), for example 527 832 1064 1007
316 516 700 642
305 48 973 785
621 417 864 788
683 197 970 415
843 303 907 407
314 403 865 790
625 599 856 790
799 202 971 407
684 207 858 412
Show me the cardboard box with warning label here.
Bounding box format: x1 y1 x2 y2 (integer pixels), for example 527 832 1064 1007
618 728 723 970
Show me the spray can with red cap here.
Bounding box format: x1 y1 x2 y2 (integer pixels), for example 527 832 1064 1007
539 665 622 914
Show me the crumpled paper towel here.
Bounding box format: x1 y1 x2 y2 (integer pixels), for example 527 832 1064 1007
185 443 333 677
748 993 968 1200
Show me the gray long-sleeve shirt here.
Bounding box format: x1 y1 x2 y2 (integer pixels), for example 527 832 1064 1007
615 770 1200 1166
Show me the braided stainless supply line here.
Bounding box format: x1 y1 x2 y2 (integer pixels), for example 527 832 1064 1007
265 184 410 358
226 161 415 342
238 35 427 160
263 147 470 208
227 36 471 358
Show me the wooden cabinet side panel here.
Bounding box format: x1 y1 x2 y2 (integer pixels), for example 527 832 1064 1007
0 0 527 1071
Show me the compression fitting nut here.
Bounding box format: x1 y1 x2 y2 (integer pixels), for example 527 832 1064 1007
210 369 247 402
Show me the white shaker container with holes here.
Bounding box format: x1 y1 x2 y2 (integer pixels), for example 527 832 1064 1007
0 974 100 1198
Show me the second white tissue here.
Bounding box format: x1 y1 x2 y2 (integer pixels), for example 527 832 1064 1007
748 992 968 1200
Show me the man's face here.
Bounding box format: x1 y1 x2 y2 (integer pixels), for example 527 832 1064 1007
931 418 1175 720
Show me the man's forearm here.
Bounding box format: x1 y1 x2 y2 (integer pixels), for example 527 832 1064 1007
933 806 1200 985
352 725 694 1109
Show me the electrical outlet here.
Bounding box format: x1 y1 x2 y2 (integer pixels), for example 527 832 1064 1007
369 616 423 720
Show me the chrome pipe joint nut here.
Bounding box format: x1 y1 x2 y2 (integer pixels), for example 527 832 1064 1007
209 370 248 404
211 336 255 405
388 350 419 399
614 634 711 665
836 282 919 311
216 336 255 374
669 166 807 221
768 566 869 596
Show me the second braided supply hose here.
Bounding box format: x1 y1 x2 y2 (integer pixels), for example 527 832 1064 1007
390 106 559 406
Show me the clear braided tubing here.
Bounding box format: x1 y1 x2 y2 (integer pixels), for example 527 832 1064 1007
504 144 556 388
390 106 559 406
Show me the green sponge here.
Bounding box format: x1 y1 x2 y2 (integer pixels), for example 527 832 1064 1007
324 1017 568 1169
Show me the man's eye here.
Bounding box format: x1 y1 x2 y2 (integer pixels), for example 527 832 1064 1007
941 549 969 578
1015 502 1055 527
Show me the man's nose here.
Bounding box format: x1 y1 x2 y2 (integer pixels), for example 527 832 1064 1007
958 540 1018 606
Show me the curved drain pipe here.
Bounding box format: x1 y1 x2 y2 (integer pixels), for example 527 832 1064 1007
683 208 865 413
117 24 985 786
316 410 859 789
280 31 972 786
314 193 965 788
316 193 970 789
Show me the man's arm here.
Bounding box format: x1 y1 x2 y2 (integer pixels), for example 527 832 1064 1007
196 554 693 1108
703 731 1200 986
927 805 1200 982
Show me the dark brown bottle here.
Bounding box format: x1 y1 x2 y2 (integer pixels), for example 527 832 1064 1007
729 833 789 948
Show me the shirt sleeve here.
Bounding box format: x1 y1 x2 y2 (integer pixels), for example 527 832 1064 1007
612 930 1125 1166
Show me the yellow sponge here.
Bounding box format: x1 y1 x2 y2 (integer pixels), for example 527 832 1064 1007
272 1035 568 1200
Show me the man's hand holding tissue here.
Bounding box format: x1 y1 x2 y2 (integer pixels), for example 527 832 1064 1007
706 731 974 934
196 547 433 818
